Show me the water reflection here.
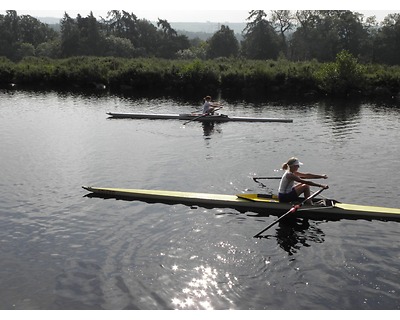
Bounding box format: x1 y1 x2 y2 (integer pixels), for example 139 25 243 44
202 122 222 138
276 219 325 255
319 99 362 141
320 99 362 122
258 218 325 256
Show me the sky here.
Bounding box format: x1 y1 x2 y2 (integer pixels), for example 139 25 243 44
2 0 399 22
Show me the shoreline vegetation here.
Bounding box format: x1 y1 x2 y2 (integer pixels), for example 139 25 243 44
1 52 400 103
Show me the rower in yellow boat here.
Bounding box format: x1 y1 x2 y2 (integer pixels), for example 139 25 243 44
278 157 329 205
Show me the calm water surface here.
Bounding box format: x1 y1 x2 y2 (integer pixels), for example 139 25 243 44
0 89 399 310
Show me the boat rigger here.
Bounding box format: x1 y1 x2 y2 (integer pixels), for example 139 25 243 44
106 112 293 123
82 186 400 222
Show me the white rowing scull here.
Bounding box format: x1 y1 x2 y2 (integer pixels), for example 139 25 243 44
106 112 293 123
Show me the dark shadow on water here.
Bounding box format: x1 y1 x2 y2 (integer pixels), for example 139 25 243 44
202 122 223 138
257 217 326 256
202 122 215 137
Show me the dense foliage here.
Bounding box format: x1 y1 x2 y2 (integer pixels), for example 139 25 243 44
1 10 400 66
1 53 399 100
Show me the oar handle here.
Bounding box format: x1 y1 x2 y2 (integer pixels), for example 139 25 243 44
183 107 222 125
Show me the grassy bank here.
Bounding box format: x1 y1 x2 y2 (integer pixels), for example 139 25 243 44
1 55 400 101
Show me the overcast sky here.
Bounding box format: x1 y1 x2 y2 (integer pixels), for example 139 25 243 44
2 0 399 22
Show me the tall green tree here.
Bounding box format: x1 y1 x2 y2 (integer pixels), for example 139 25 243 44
0 10 57 60
156 18 190 58
75 12 103 56
206 25 239 58
373 13 400 65
0 11 20 58
270 10 296 58
60 13 80 57
102 10 161 56
18 14 57 46
103 10 139 46
241 10 281 60
135 19 159 55
291 10 370 62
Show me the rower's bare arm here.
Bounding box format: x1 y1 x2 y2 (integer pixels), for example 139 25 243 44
297 172 328 179
293 175 328 189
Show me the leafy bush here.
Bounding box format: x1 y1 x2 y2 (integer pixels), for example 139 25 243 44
0 55 399 99
314 50 365 96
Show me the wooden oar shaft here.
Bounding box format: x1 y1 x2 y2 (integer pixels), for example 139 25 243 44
253 187 325 238
253 177 281 180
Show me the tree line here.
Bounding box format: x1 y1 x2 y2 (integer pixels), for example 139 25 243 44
1 10 400 65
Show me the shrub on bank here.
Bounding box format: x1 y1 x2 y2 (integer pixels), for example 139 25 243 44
0 55 399 100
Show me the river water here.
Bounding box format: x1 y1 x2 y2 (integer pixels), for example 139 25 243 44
0 89 399 310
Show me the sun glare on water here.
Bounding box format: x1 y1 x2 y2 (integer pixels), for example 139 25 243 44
170 265 235 309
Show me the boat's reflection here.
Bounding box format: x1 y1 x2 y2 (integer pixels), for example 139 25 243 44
85 192 326 256
271 218 325 255
202 122 222 137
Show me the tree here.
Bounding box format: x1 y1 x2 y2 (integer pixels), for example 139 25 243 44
36 39 61 58
15 42 35 60
270 10 296 58
103 35 136 57
0 10 58 60
373 13 400 65
76 12 103 56
103 10 139 46
157 19 177 37
156 18 190 58
291 10 370 62
60 13 80 57
0 11 21 58
102 11 161 56
18 14 57 46
314 50 365 95
241 10 281 60
135 19 158 55
206 25 239 58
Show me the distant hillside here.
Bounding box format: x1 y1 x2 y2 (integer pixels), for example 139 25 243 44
172 22 245 41
37 17 62 24
35 17 246 41
170 22 246 34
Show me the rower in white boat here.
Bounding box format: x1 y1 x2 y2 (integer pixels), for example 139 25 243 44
201 95 222 115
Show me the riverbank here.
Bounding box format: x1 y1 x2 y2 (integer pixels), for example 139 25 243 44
1 55 399 102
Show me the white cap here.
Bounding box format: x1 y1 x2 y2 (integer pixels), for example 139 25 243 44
291 159 303 166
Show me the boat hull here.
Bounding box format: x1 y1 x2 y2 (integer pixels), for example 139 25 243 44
82 186 400 222
106 112 293 123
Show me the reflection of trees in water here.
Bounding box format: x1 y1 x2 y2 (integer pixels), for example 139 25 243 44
260 218 325 256
318 99 362 142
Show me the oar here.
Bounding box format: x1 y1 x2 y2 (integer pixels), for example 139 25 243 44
253 177 281 180
183 107 222 125
253 176 281 182
253 187 326 238
252 176 281 187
